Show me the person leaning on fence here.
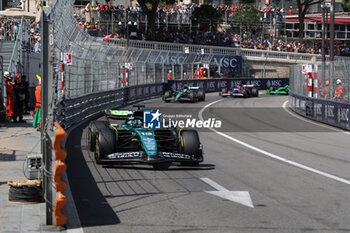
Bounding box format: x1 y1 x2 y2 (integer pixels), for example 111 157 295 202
12 74 26 123
334 79 346 102
33 75 41 129
321 80 329 99
3 71 14 120
167 70 173 80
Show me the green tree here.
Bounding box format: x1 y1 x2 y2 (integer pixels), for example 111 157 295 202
231 5 262 39
136 0 175 40
297 0 324 43
191 5 222 32
342 0 350 11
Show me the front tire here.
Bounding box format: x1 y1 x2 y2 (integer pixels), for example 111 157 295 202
89 121 109 152
180 130 203 166
94 127 116 164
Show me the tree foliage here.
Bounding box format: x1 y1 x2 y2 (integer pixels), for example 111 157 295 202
297 0 324 43
136 0 175 39
231 5 262 28
191 5 222 31
342 0 350 12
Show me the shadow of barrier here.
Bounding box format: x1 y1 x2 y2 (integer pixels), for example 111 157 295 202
290 94 350 131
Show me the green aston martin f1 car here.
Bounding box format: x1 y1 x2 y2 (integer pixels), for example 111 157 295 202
88 105 203 169
266 85 289 95
163 85 205 103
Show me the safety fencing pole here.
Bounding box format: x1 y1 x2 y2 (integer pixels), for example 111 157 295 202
313 65 319 98
308 72 313 97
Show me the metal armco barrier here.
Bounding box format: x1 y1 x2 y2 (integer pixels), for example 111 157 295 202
168 78 289 92
290 94 350 130
125 83 165 102
53 122 68 226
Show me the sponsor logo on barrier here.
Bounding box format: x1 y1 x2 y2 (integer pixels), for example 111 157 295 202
338 107 349 122
218 81 227 88
326 104 335 119
246 80 261 87
207 81 216 89
314 103 322 117
212 57 239 68
231 80 242 87
159 55 185 65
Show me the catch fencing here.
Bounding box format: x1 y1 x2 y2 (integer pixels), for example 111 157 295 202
290 60 350 103
290 60 350 130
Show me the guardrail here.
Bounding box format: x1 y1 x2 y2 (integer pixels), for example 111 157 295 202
108 39 342 64
290 94 350 130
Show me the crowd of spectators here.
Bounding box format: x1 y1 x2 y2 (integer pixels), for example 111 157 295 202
0 16 20 41
0 16 40 52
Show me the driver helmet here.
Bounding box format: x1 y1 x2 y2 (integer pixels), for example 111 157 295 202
183 84 188 89
14 74 22 83
4 71 10 78
336 79 342 85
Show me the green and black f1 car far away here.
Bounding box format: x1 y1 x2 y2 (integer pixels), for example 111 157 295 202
266 85 289 95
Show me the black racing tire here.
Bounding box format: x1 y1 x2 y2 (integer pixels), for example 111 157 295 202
95 127 116 165
163 91 171 102
180 130 203 166
242 90 248 98
152 162 171 170
88 121 109 152
188 92 196 103
251 87 259 97
197 89 205 101
221 89 227 97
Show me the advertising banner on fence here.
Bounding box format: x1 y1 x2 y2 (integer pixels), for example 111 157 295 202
291 94 350 131
167 78 289 92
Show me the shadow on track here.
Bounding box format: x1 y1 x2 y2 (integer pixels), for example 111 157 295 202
66 124 120 227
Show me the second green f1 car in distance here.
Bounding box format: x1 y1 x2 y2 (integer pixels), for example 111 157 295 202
266 85 290 95
163 84 205 103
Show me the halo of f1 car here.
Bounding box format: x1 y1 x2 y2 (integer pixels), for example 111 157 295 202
88 105 203 170
266 85 290 95
220 85 259 98
163 84 205 103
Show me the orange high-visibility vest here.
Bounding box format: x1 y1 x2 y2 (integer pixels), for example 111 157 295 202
35 84 41 108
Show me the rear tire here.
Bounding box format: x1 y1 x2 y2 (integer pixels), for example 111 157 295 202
95 127 116 165
180 130 202 166
242 90 248 98
197 89 205 101
251 88 259 97
163 91 171 102
188 92 197 103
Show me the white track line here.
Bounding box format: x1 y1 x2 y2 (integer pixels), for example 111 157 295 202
282 100 350 135
198 99 350 186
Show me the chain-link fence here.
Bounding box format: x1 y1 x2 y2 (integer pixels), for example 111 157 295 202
291 59 350 102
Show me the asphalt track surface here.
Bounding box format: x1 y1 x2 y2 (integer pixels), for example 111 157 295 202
66 93 350 233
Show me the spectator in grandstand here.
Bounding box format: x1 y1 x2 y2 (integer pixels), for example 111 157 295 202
34 38 41 53
167 70 173 80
